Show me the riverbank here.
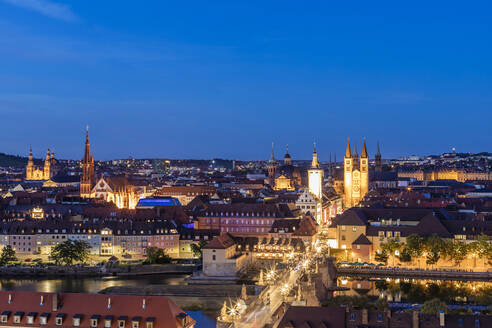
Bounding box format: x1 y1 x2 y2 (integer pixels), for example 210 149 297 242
0 263 197 277
337 267 492 281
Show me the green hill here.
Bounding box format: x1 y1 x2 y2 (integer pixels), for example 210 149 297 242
0 153 42 168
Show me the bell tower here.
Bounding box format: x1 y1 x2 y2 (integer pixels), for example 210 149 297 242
80 125 95 198
375 141 382 172
308 142 323 200
360 139 369 198
344 139 353 207
43 149 51 180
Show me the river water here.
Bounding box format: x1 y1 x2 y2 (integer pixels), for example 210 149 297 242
0 275 216 328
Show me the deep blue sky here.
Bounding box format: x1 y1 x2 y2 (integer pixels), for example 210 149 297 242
1 1 491 160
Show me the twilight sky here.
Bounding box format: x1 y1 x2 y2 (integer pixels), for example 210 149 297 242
1 1 491 161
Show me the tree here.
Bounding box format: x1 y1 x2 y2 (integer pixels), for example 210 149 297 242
423 235 447 266
470 234 492 264
406 234 424 259
0 245 16 265
399 247 412 263
190 240 207 259
420 298 449 314
375 250 388 264
380 238 402 266
145 247 172 264
50 240 90 265
448 241 469 265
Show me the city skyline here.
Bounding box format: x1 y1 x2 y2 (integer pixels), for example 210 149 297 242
1 1 492 159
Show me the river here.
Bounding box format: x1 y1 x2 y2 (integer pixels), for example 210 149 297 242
0 275 216 328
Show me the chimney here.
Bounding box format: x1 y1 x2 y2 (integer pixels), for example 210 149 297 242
52 294 58 311
412 311 419 328
362 309 368 325
439 311 445 327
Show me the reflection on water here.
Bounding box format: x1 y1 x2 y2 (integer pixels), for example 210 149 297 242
0 275 219 327
0 274 189 293
337 276 492 305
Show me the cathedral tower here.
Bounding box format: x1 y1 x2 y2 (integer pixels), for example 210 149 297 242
308 142 323 200
360 139 369 198
375 141 382 172
343 138 370 208
80 126 95 198
344 139 353 207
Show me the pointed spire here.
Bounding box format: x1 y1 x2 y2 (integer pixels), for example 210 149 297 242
345 138 352 158
361 138 368 158
269 142 276 164
311 141 319 168
84 125 92 163
376 141 381 156
28 147 33 160
353 143 358 157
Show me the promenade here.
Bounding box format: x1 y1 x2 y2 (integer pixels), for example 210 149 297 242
337 266 492 281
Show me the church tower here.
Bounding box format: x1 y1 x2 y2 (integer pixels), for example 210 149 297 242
43 149 51 180
375 141 382 172
267 142 277 185
284 144 291 165
344 139 353 207
308 142 323 200
26 148 34 180
80 126 95 198
360 139 369 198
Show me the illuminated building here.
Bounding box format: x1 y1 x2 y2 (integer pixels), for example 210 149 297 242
398 169 492 182
308 143 323 200
80 126 95 198
91 176 141 209
25 148 55 181
266 144 302 191
342 139 369 208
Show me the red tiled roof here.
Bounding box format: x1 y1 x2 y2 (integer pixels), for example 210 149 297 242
0 291 194 328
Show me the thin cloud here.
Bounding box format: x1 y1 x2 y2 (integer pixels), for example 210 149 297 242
1 0 78 22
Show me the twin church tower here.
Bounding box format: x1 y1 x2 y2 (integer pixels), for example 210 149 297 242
268 139 381 208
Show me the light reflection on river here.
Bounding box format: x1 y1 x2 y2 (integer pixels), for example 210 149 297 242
0 275 217 327
0 274 189 293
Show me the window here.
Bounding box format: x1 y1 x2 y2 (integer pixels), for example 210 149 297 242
90 318 99 327
13 313 23 324
356 245 361 250
56 315 65 326
341 225 346 231
73 318 81 326
377 313 383 322
350 313 355 321
40 314 49 325
212 255 216 261
132 321 139 328
379 231 384 240
27 315 35 324
352 227 357 232
118 320 126 328
341 235 346 241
